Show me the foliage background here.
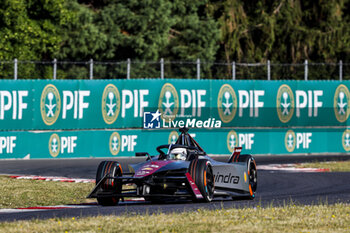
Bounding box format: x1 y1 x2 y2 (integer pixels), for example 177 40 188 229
0 0 349 79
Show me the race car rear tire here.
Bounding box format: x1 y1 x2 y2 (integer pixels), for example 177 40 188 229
189 159 214 202
235 154 257 199
96 161 123 206
247 156 257 199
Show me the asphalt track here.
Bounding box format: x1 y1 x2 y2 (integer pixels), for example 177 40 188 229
0 155 350 222
1 154 349 178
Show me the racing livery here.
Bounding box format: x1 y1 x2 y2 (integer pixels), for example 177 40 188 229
88 128 257 205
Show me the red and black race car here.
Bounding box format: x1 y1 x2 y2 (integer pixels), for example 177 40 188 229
88 128 257 205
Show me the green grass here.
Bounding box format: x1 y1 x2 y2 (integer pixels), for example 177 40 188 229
0 175 349 232
0 204 349 232
0 176 95 209
296 160 350 172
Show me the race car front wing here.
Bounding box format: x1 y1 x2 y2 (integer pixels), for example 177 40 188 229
87 172 203 200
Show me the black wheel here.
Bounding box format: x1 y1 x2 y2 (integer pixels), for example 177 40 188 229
231 154 257 199
189 159 214 202
96 161 122 206
247 156 257 199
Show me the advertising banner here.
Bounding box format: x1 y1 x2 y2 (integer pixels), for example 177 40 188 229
1 79 350 130
1 128 349 159
1 79 350 159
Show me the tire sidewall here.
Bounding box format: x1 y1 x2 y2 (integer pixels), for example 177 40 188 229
247 157 257 198
190 159 214 202
96 161 122 206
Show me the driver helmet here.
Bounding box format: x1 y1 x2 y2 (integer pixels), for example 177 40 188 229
169 148 187 160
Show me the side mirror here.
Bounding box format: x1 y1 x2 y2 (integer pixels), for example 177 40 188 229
135 152 149 157
135 152 152 161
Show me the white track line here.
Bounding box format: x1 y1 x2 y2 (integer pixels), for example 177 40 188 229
0 201 148 214
257 164 329 172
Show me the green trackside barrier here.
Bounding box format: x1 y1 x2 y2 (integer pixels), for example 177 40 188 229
0 79 350 130
1 79 350 158
0 128 349 159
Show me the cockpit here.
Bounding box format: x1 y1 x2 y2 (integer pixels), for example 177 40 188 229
155 128 206 161
168 147 187 160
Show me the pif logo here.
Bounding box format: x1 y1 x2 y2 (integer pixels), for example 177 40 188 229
342 129 350 151
334 84 350 123
277 84 294 123
158 83 179 122
41 84 61 125
168 131 179 144
227 130 238 153
109 132 121 156
102 84 121 124
227 130 254 151
217 84 237 123
0 136 16 154
49 133 60 157
284 130 296 152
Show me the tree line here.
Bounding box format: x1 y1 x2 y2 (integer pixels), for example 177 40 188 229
1 0 349 79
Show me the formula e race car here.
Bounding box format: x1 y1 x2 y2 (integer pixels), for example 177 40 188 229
88 128 257 206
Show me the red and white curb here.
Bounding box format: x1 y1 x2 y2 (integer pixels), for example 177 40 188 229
8 175 95 183
0 205 95 214
257 164 330 172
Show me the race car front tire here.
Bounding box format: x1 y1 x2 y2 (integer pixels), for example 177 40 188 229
96 161 123 206
189 159 214 202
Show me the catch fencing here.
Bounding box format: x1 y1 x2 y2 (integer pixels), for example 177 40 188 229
0 59 349 80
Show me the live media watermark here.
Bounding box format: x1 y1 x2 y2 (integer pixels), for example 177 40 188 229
143 110 222 129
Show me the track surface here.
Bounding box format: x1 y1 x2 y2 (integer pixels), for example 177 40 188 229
0 155 349 222
1 154 349 178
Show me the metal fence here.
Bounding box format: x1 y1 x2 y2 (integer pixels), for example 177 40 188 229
0 59 349 80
